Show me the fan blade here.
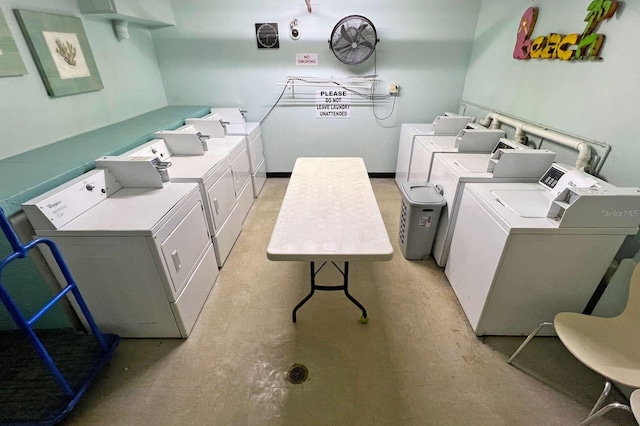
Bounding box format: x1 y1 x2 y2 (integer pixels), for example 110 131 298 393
354 23 368 42
359 40 375 50
340 25 354 44
335 44 354 53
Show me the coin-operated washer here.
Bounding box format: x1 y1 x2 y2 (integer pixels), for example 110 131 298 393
186 108 266 198
22 158 218 338
396 113 475 188
122 124 252 268
407 128 506 183
445 164 640 336
429 139 556 267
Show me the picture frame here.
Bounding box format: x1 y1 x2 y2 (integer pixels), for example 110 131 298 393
0 8 27 77
14 9 103 97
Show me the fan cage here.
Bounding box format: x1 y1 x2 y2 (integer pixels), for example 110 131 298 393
329 15 378 65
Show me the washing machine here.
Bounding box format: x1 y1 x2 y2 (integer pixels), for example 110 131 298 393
407 128 506 183
22 162 219 338
395 114 475 188
187 108 266 198
444 164 640 336
429 143 556 267
121 125 253 267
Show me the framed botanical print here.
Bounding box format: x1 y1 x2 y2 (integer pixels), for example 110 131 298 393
0 8 27 77
14 9 103 96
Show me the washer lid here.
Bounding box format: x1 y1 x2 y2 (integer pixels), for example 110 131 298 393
492 188 553 218
401 183 446 206
452 156 491 173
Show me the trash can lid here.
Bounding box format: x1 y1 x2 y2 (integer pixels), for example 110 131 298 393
401 182 446 206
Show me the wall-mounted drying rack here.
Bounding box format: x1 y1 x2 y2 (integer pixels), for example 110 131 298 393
277 75 394 106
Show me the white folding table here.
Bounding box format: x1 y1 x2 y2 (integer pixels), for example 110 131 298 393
267 157 394 322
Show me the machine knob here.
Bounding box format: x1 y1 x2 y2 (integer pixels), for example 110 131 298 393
85 184 94 191
151 148 158 154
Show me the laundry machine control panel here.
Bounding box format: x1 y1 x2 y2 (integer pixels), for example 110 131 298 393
22 169 119 231
539 164 568 190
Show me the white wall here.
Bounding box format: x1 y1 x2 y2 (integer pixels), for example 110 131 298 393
462 0 640 187
0 0 168 160
153 0 482 172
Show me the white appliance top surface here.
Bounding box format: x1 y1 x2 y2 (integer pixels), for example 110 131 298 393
166 151 227 181
433 153 542 184
465 182 633 234
134 135 243 181
415 135 458 151
45 183 198 233
402 123 435 135
206 135 245 153
466 182 568 230
448 154 492 174
225 122 259 135
492 188 554 218
267 157 393 261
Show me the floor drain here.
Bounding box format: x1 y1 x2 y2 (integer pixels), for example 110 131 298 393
285 364 309 384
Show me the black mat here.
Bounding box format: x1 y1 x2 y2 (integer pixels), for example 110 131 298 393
0 329 118 425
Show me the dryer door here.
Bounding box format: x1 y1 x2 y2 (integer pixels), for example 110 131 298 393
160 199 210 295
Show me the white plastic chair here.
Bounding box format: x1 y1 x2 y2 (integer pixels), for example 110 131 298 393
507 262 640 425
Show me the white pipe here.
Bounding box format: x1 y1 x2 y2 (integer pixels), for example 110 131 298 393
484 112 591 170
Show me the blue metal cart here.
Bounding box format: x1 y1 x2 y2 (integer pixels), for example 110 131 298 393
0 208 119 425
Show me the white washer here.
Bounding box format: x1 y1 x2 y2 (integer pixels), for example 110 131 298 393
187 108 266 198
122 128 253 268
444 164 640 336
429 146 556 267
22 167 218 338
395 114 475 188
407 128 506 183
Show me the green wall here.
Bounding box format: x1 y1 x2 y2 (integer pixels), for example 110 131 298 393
152 0 483 173
0 0 169 329
0 0 168 160
462 0 640 188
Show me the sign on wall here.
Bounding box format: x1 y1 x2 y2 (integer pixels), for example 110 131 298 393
296 53 318 66
316 90 351 118
513 1 618 61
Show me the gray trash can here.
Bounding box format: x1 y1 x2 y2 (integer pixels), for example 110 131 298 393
399 182 446 260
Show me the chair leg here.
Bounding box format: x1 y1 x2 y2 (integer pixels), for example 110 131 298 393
507 321 554 364
577 401 631 426
589 380 612 417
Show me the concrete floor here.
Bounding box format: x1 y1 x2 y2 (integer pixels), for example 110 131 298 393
64 178 636 425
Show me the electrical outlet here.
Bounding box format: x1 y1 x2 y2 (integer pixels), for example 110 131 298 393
389 82 399 95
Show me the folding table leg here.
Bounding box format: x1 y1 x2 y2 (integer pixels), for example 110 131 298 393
292 261 368 323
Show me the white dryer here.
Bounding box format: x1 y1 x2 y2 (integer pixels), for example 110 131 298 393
429 144 556 267
22 164 219 338
395 114 475 188
187 108 266 198
444 164 640 336
407 128 506 183
122 126 253 267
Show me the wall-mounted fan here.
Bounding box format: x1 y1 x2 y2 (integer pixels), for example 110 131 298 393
329 15 378 65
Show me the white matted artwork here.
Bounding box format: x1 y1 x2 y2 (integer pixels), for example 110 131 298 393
14 9 102 96
42 31 90 79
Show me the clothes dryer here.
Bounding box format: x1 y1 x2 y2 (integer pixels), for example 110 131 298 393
22 164 218 338
444 164 640 336
187 108 266 197
122 126 252 267
395 114 474 188
429 145 556 267
407 128 506 183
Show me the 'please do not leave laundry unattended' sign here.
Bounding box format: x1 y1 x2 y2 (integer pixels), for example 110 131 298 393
316 90 351 118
